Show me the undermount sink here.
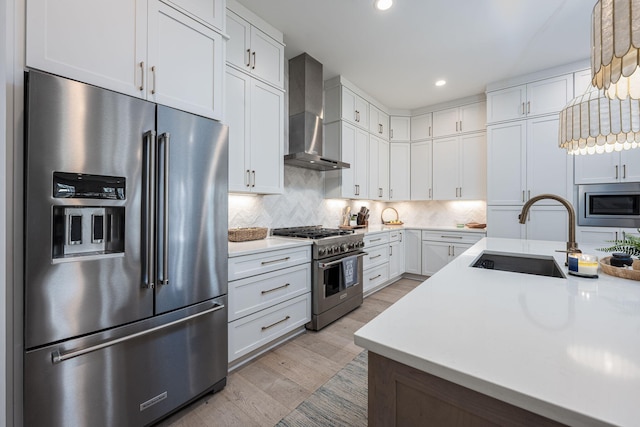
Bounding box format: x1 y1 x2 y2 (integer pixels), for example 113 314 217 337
471 251 566 279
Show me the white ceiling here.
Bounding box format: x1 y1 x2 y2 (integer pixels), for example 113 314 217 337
236 0 593 111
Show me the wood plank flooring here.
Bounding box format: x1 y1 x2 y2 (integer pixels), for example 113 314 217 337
156 278 422 427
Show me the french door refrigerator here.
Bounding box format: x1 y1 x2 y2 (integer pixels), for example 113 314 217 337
23 70 229 426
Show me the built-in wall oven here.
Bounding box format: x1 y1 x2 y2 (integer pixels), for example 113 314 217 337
578 183 640 227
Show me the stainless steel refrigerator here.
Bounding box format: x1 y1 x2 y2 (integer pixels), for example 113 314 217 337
23 70 228 426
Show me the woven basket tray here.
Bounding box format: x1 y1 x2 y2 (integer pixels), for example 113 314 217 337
228 227 268 242
600 257 640 281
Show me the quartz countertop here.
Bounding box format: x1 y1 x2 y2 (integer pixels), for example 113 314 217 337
228 236 312 257
356 224 487 235
354 237 640 427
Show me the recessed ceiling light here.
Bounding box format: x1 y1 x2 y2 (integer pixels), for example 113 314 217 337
374 0 393 11
435 80 447 87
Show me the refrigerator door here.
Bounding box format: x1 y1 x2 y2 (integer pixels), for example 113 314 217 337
155 106 228 313
24 71 156 349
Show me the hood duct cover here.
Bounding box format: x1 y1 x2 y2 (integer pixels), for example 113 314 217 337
285 53 350 171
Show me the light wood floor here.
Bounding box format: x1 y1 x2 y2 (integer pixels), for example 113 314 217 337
157 278 422 427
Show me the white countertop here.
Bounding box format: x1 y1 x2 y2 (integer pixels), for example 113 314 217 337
354 237 640 427
228 236 312 257
357 224 487 234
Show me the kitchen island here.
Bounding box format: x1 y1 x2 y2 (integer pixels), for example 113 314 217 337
354 237 640 426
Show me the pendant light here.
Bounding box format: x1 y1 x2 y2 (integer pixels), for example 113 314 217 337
591 0 640 99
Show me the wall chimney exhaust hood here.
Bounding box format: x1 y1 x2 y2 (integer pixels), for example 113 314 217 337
285 53 350 171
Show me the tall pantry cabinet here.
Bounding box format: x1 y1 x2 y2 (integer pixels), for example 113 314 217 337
486 71 574 241
225 0 285 194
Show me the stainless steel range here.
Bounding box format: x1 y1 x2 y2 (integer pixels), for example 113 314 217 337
272 226 365 330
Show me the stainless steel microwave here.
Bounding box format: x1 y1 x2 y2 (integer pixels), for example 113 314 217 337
578 183 640 227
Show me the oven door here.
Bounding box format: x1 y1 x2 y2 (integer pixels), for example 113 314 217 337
312 251 365 315
578 183 640 227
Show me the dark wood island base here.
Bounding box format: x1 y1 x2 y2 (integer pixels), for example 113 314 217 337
367 352 567 427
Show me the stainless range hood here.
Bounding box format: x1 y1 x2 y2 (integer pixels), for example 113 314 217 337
285 53 350 171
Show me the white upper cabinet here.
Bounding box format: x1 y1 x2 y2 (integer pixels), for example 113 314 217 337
26 0 224 120
226 10 285 88
432 102 486 138
325 121 369 199
325 85 369 129
389 143 411 201
410 140 433 200
164 0 224 31
574 149 640 184
369 105 390 140
226 67 284 194
432 132 486 200
368 135 390 200
410 113 433 141
487 116 573 205
390 116 411 142
486 74 573 124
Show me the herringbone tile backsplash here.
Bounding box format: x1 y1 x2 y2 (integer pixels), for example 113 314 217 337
229 166 486 230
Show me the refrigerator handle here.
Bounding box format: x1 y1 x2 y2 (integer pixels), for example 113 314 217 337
51 302 225 364
143 130 157 289
158 132 170 286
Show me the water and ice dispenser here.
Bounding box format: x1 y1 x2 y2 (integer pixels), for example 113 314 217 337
52 172 126 260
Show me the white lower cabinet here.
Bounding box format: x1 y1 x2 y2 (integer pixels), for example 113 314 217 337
403 229 422 274
228 246 311 363
363 232 390 293
388 230 405 278
421 230 485 276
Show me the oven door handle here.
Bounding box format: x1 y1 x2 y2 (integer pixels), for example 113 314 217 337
318 252 367 269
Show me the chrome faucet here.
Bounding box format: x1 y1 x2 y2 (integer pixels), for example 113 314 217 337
519 194 580 265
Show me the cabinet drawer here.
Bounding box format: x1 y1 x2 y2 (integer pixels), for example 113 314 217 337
228 293 310 362
228 263 311 321
363 263 389 293
363 245 390 270
389 230 402 242
364 232 390 247
421 230 484 245
228 246 311 281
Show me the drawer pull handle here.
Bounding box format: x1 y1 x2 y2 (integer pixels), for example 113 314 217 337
370 254 382 259
261 315 291 331
261 283 290 295
261 256 291 266
369 238 382 242
369 274 382 281
440 235 463 239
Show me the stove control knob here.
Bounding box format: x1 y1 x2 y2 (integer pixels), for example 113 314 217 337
318 247 326 256
358 241 365 248
341 243 349 252
332 245 339 254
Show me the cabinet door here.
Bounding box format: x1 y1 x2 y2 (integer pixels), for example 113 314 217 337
432 107 459 138
249 80 284 194
621 149 640 182
369 105 389 139
404 230 422 275
148 1 223 119
451 243 472 260
526 115 573 201
487 122 526 204
525 207 569 242
459 133 486 200
368 135 381 199
390 116 411 141
389 143 411 201
577 226 620 244
410 141 433 200
526 74 572 117
226 11 251 71
421 241 450 276
342 87 368 129
410 113 432 140
486 206 525 239
354 127 370 198
486 86 526 123
249 26 285 88
26 0 146 98
389 240 404 278
225 67 251 192
459 102 486 134
574 151 620 184
379 139 390 200
334 122 357 199
432 136 460 200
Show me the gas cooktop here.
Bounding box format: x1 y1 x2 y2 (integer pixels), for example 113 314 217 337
271 226 354 240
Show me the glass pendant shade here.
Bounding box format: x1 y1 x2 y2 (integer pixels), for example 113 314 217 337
592 0 640 99
559 85 640 154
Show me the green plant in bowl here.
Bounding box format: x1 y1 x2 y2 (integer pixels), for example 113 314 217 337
598 229 640 258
